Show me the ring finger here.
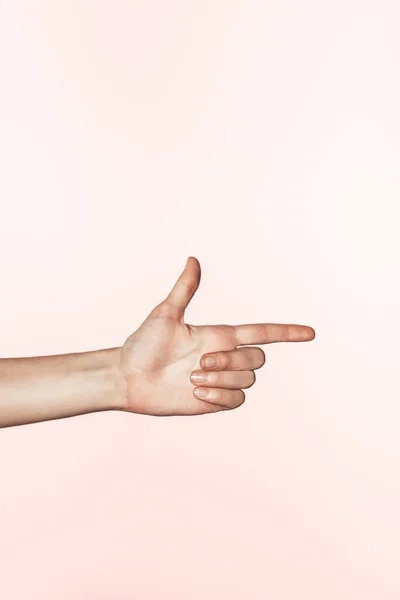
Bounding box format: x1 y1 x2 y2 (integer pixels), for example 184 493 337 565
190 369 256 390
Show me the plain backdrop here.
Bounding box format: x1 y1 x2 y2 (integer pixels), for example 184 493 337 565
1 1 399 598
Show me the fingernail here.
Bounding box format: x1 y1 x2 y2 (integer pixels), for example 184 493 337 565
203 356 217 368
194 388 209 398
190 372 208 383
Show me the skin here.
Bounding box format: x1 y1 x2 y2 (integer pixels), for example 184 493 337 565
0 257 315 428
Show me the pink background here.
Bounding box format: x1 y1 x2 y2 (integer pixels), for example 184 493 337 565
1 1 399 598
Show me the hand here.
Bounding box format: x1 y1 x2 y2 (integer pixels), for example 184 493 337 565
120 257 315 416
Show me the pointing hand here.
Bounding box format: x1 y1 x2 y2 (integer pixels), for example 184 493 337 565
120 257 315 416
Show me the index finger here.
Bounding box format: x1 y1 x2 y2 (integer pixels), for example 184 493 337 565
233 323 316 346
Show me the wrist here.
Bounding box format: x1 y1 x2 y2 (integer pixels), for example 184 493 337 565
103 346 128 411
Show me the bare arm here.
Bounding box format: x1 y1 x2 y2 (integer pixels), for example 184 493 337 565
0 348 126 428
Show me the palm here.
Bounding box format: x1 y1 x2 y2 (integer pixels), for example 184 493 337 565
121 308 237 415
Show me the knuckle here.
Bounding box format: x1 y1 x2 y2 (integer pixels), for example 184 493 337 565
151 302 168 316
182 280 196 295
210 370 220 386
256 348 266 367
218 371 226 386
235 390 246 408
248 370 256 387
218 388 234 409
218 387 228 405
223 352 231 369
219 389 245 410
154 301 180 319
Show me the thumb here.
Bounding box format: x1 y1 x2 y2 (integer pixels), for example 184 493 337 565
162 256 201 317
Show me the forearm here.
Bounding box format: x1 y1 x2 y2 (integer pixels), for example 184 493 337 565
0 347 126 428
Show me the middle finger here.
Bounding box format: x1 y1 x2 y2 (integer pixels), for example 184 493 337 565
200 346 266 372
